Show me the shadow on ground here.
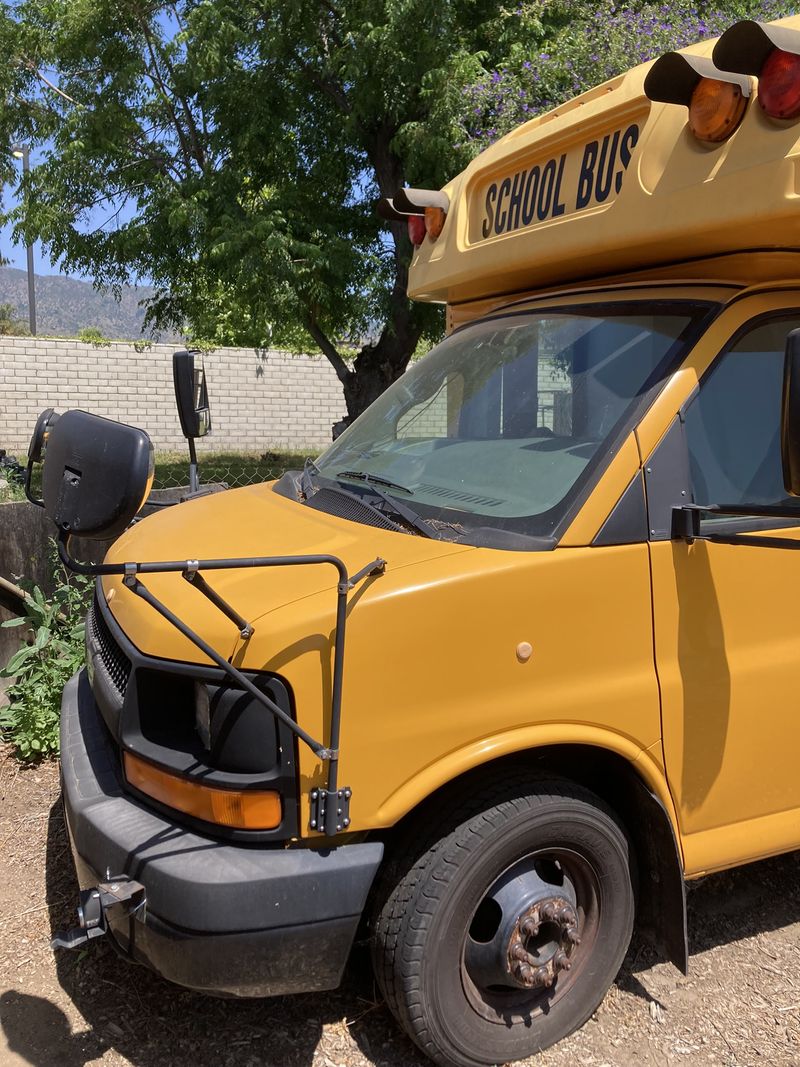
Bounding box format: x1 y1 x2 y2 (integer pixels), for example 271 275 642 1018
2 798 799 1067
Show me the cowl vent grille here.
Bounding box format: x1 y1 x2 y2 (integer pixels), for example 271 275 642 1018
304 487 406 532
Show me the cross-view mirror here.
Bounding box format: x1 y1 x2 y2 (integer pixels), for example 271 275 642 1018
41 409 154 539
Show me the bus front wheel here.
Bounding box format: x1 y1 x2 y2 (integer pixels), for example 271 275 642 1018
371 779 635 1067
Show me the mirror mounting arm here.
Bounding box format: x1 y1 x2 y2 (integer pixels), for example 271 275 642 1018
187 437 199 495
182 567 254 639
57 530 387 837
23 459 44 509
123 572 330 757
673 502 800 543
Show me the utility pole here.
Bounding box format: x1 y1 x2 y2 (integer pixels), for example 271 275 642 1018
10 143 36 336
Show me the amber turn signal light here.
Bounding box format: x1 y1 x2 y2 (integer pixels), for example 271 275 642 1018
688 78 747 143
124 751 282 830
644 52 751 145
424 206 447 240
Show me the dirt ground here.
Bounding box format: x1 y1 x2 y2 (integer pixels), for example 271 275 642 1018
0 745 798 1067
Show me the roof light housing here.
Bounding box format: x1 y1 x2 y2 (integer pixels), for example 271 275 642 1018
644 52 751 143
714 21 800 121
377 187 450 245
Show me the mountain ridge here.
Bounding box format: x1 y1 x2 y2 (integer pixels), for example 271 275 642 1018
0 266 181 341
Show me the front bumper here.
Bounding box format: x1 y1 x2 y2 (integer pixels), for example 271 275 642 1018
60 670 384 996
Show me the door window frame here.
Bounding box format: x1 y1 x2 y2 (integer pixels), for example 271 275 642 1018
646 309 800 540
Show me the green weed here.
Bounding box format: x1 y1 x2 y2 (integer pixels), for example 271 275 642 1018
0 545 93 761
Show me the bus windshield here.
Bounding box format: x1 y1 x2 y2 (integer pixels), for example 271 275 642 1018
314 303 709 543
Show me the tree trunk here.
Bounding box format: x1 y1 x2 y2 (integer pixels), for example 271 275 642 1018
326 120 440 436
327 123 427 435
333 301 425 435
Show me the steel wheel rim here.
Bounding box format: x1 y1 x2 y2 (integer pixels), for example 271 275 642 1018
460 847 602 1024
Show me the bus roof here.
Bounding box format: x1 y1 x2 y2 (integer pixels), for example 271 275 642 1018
407 16 800 308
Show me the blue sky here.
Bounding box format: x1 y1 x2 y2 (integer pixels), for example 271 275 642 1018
0 220 62 276
2 143 75 278
0 5 181 284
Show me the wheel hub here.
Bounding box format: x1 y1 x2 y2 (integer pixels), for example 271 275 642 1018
506 896 580 989
463 856 581 998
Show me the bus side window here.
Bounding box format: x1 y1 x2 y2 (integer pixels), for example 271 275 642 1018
683 317 800 517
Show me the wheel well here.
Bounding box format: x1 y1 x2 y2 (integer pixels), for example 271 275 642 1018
373 745 687 973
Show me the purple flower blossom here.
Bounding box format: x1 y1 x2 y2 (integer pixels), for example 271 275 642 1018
458 2 795 152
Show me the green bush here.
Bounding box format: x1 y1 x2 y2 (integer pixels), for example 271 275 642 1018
0 547 93 760
77 326 111 346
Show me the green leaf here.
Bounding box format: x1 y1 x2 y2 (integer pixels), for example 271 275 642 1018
3 646 34 675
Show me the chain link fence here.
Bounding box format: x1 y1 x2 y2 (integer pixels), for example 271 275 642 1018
0 449 313 505
151 450 310 493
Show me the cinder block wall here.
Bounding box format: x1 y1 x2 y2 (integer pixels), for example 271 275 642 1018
0 337 347 454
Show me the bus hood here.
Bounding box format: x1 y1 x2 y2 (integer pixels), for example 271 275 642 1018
101 482 472 662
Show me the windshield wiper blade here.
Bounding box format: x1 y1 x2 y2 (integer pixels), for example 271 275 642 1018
337 470 414 495
334 475 436 539
300 457 320 499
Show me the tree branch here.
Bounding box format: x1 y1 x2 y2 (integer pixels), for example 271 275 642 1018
135 18 201 177
22 59 81 107
303 314 352 387
147 29 207 169
291 50 350 114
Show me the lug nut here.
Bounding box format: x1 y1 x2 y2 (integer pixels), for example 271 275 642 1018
541 902 556 921
566 928 581 945
520 917 540 938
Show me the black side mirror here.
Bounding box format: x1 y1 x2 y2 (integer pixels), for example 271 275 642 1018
782 329 800 497
173 350 211 440
173 350 211 494
41 410 154 539
24 407 60 506
28 407 59 464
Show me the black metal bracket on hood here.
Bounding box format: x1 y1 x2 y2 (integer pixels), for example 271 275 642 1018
57 530 386 837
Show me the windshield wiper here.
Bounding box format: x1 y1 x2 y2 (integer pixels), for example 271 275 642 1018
337 470 414 495
334 474 436 539
300 457 320 499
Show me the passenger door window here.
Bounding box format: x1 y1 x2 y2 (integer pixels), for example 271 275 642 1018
683 317 800 516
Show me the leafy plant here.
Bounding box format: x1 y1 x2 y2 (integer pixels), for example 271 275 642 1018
78 325 111 347
0 301 29 336
0 546 93 760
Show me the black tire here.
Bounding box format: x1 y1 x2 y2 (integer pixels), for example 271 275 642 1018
371 777 634 1067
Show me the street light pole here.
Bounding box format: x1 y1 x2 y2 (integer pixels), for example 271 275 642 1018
10 143 36 336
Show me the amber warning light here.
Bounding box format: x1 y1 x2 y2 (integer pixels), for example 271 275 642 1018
644 52 751 144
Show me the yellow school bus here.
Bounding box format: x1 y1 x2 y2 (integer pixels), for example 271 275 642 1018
34 15 800 1067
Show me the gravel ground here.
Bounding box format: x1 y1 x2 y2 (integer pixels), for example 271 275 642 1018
0 746 798 1067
